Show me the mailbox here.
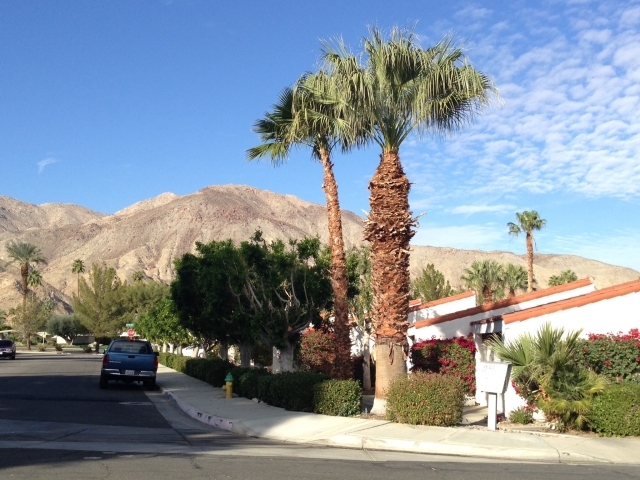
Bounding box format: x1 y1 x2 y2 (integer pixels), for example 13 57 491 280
477 361 512 394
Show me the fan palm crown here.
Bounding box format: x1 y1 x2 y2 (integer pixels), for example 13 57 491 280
72 259 86 296
461 260 505 304
5 241 47 311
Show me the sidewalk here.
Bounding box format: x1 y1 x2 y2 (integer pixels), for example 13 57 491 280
156 365 640 464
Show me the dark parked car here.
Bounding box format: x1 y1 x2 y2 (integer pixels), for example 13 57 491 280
0 340 16 360
100 339 158 390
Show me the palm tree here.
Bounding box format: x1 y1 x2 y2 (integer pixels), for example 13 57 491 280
247 77 358 380
503 263 528 297
323 26 496 405
5 241 47 312
508 211 547 293
27 269 42 290
548 270 578 287
71 259 85 296
461 260 505 304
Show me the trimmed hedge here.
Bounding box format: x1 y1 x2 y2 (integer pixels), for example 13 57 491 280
158 352 233 387
590 384 640 437
578 329 640 383
386 372 465 426
314 379 362 416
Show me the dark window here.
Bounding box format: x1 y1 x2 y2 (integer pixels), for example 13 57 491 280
0 340 13 347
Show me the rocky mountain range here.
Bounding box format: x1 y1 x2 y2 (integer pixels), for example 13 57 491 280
1 185 638 314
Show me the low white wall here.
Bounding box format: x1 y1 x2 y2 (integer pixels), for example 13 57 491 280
408 294 476 324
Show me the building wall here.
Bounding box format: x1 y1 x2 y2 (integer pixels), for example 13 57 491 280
408 294 476 324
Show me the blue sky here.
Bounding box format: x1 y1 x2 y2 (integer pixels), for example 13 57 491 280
1 0 639 271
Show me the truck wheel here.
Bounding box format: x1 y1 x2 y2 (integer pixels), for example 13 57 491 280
11 354 15 360
145 379 156 391
99 375 108 389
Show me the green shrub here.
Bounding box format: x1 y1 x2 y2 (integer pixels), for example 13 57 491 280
314 379 362 416
256 374 275 405
37 343 46 352
508 406 534 424
590 384 640 436
268 372 327 412
82 345 93 353
298 330 336 376
54 344 63 352
386 372 465 426
237 369 270 399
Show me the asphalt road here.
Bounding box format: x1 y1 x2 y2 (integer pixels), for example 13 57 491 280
1 352 639 479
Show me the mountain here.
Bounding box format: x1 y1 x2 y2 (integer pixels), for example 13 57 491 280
0 185 638 314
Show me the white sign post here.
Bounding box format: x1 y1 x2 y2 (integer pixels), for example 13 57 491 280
476 361 512 431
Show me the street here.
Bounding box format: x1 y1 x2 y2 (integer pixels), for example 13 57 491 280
0 353 638 479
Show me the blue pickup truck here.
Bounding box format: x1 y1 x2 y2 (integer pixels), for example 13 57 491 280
100 339 158 390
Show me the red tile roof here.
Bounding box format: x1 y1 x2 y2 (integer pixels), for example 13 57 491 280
503 278 640 324
409 290 475 313
412 278 594 330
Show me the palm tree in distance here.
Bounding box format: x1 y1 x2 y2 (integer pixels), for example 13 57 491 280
548 269 578 287
322 26 496 406
508 211 547 293
5 241 47 312
503 263 528 297
27 269 42 291
247 76 360 380
71 259 85 296
461 260 505 305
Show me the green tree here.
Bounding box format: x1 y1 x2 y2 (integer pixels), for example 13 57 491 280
71 259 85 296
136 297 189 349
73 263 123 352
461 260 505 304
508 211 547 293
503 263 528 297
47 314 85 344
117 280 170 327
247 77 357 380
410 264 455 302
27 268 42 290
347 245 373 389
8 294 54 350
548 270 578 287
323 27 495 404
5 241 47 313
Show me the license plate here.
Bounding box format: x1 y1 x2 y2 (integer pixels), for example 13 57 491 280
125 370 135 376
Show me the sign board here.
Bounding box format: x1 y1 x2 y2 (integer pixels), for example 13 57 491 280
127 328 135 338
477 361 512 394
125 323 135 328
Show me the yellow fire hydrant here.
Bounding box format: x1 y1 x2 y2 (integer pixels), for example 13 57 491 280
223 372 234 399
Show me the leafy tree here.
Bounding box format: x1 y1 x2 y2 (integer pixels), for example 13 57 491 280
322 27 495 403
117 280 170 327
247 76 358 380
410 264 455 302
71 259 85 296
5 241 47 313
461 260 505 304
73 263 123 352
172 239 255 363
8 294 54 350
347 245 373 389
548 270 578 287
508 211 547 293
135 297 189 348
503 263 528 297
47 314 85 344
235 233 333 371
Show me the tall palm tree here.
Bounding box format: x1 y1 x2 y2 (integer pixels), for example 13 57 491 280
508 211 547 293
323 27 496 404
71 259 85 296
27 269 42 290
247 77 359 380
461 260 505 304
503 263 528 297
5 241 47 312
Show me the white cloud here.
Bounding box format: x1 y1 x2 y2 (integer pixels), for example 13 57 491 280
412 224 506 251
450 204 515 215
37 157 57 174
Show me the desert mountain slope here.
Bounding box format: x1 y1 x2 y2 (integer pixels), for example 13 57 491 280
0 185 637 313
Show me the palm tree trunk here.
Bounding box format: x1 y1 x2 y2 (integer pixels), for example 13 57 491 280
364 151 414 404
21 263 30 350
362 329 371 391
526 233 534 293
318 150 352 380
483 286 493 304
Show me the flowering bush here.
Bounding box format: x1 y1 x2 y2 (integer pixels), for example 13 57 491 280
410 334 476 395
578 329 640 383
298 329 336 377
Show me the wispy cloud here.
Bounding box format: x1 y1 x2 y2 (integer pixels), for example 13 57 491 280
37 157 57 174
450 204 515 215
412 224 506 251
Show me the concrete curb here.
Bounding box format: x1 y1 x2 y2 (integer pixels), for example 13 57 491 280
159 383 564 463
